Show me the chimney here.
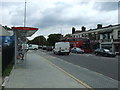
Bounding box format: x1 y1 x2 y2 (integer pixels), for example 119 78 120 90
81 26 86 32
97 24 102 29
72 27 75 34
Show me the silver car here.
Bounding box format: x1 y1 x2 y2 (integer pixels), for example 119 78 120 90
71 47 84 54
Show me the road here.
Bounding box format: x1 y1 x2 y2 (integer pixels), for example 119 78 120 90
34 49 118 88
38 49 119 81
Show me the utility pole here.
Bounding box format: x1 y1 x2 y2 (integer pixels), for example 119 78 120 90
118 1 120 24
24 0 27 27
23 0 27 66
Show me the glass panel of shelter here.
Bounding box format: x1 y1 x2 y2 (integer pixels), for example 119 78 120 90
12 27 38 67
15 30 27 66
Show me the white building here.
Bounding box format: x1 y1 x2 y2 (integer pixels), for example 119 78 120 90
99 24 120 53
71 24 120 53
0 24 11 36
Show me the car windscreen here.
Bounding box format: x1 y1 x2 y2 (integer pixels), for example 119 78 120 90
104 49 110 52
76 48 82 51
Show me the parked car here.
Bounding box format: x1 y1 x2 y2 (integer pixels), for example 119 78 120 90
42 45 47 50
38 45 43 49
27 44 38 50
53 42 70 55
94 48 116 57
115 51 120 55
22 44 29 51
71 47 84 54
46 46 53 51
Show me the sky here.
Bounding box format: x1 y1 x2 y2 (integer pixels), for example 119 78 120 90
1 0 119 40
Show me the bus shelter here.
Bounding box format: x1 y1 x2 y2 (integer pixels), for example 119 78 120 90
12 27 38 67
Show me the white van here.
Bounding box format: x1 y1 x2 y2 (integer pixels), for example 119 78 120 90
53 42 70 55
27 44 38 50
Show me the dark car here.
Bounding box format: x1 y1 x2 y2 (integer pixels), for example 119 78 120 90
38 45 42 49
71 47 84 54
94 48 116 57
46 46 53 51
42 45 47 50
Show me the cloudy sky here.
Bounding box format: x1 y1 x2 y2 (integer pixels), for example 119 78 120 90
1 0 119 40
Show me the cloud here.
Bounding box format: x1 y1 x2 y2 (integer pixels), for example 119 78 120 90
1 0 118 39
31 1 95 28
93 2 118 11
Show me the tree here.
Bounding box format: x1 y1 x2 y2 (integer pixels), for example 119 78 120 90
28 35 46 45
3 26 11 30
64 34 72 38
47 34 63 46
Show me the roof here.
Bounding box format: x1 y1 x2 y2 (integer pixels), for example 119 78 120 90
74 30 83 33
12 27 39 37
12 27 38 31
88 24 120 31
0 24 10 36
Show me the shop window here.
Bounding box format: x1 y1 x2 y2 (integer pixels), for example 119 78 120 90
118 31 120 38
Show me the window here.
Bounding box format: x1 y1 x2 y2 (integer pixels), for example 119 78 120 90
103 34 107 39
70 44 74 48
85 34 88 37
67 39 70 41
84 34 87 37
72 38 75 41
29 44 32 47
91 33 95 40
107 33 110 39
96 34 98 40
118 31 120 38
80 44 90 49
75 38 82 41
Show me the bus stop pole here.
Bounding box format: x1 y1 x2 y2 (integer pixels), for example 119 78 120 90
14 30 17 68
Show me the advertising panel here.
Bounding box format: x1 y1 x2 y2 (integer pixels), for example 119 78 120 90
2 35 14 74
0 36 2 86
2 36 14 48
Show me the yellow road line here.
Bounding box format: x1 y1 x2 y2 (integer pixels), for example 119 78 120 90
45 59 94 90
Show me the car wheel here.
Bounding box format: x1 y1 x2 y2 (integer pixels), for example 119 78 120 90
104 54 108 57
53 51 55 54
67 53 70 55
34 48 37 50
95 53 98 56
112 55 116 57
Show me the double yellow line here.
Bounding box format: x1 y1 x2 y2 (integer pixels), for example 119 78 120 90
45 58 94 90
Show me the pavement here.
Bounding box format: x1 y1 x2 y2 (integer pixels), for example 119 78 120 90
4 51 86 88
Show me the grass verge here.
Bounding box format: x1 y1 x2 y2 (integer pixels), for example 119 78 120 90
2 60 14 77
